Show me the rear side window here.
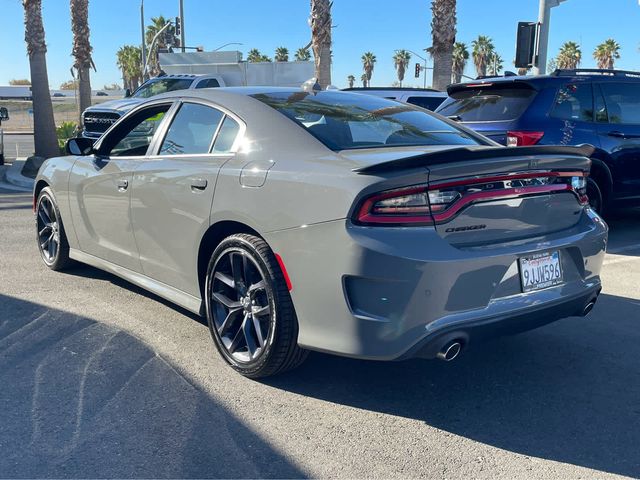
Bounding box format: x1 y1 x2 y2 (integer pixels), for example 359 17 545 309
405 96 445 111
600 83 640 125
550 83 593 122
437 85 536 121
160 103 224 155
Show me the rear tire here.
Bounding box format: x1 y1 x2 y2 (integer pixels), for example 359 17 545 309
36 187 73 271
587 177 604 216
204 234 308 378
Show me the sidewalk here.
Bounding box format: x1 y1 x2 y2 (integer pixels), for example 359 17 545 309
0 161 33 192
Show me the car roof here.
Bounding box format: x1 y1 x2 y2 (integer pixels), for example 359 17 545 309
342 87 442 93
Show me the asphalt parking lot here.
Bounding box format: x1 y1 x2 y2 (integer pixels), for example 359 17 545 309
1 186 639 479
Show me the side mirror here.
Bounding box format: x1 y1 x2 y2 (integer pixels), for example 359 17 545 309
0 107 8 121
66 137 95 156
124 89 131 98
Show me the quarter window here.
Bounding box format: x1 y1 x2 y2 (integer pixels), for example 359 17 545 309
160 103 224 155
212 116 241 153
600 83 640 125
550 83 593 122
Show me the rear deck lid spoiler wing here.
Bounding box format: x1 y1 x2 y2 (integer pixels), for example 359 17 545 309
353 145 596 175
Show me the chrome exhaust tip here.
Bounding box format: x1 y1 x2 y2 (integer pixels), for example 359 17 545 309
436 341 463 362
582 300 596 317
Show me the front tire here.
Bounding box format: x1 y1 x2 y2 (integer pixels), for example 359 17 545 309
204 234 307 378
36 187 72 271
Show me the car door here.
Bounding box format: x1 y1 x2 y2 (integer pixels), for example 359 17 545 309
130 100 243 296
595 82 640 198
68 102 174 271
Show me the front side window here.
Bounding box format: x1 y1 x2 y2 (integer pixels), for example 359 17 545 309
102 105 170 157
252 91 480 150
600 83 640 125
132 78 193 99
550 83 594 122
159 103 224 155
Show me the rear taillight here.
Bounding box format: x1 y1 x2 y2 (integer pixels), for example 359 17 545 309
506 131 544 147
356 185 432 225
572 175 589 205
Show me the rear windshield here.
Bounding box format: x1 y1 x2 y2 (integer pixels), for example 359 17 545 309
436 85 536 122
252 91 480 150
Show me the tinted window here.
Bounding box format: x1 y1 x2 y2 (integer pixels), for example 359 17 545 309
212 116 241 153
601 83 640 125
132 78 193 99
160 103 224 155
550 83 593 122
195 78 221 89
595 85 608 123
106 105 169 157
405 96 446 111
252 91 480 150
436 85 536 121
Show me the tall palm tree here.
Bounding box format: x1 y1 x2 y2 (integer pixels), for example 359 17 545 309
70 0 93 124
347 75 355 88
145 16 174 76
593 39 621 70
116 45 142 91
556 41 581 69
451 42 468 83
294 47 311 61
487 52 503 76
360 73 367 87
472 35 494 77
247 48 263 63
275 47 289 62
392 50 411 87
429 0 457 90
310 0 332 89
361 52 376 87
22 0 58 158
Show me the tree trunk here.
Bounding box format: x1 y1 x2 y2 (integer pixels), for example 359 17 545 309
29 51 59 158
310 0 332 89
77 66 92 124
432 50 453 90
316 44 332 89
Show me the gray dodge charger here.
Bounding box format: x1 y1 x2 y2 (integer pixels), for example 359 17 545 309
34 87 608 377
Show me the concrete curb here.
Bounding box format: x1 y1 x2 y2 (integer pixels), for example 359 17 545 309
4 159 34 190
0 165 32 192
3 132 34 136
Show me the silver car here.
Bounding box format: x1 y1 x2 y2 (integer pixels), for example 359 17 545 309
34 88 608 378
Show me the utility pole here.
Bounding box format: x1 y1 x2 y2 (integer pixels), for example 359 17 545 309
179 0 185 53
534 0 568 75
141 0 147 80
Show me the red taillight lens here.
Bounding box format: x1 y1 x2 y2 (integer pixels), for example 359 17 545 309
506 131 544 147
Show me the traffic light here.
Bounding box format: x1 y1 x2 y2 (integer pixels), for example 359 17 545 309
414 63 421 78
175 17 181 36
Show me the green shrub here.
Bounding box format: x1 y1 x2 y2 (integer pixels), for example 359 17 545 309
56 121 78 153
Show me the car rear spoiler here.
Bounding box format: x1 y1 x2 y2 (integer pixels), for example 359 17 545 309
353 145 596 175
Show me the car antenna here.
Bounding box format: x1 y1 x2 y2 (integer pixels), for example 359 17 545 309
301 77 322 94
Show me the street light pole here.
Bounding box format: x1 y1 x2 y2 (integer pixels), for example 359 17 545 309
140 0 147 80
534 0 568 75
212 42 243 52
179 0 185 53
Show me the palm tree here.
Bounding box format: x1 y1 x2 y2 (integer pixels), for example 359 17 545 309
145 16 174 76
556 41 581 69
294 47 311 61
275 46 289 62
310 0 332 89
451 42 469 83
429 0 457 90
487 52 503 76
22 0 58 159
347 75 355 88
472 35 494 77
70 0 93 124
116 45 142 91
593 39 621 70
247 48 263 62
517 67 530 76
360 73 367 87
393 50 411 87
361 52 376 87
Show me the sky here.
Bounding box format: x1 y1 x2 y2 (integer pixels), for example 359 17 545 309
1 0 639 89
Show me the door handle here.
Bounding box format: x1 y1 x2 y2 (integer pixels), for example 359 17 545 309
116 179 128 191
190 178 208 191
607 131 627 139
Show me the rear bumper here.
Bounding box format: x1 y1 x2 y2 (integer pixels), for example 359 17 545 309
265 208 608 361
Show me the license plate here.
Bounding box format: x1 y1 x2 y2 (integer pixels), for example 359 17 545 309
519 251 563 293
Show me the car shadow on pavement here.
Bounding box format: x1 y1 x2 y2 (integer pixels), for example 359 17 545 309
266 293 640 478
0 294 305 479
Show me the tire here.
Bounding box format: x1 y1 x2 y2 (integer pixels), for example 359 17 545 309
204 234 308 378
36 187 73 271
587 177 604 216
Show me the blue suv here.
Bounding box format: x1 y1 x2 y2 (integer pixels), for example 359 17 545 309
436 69 640 214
